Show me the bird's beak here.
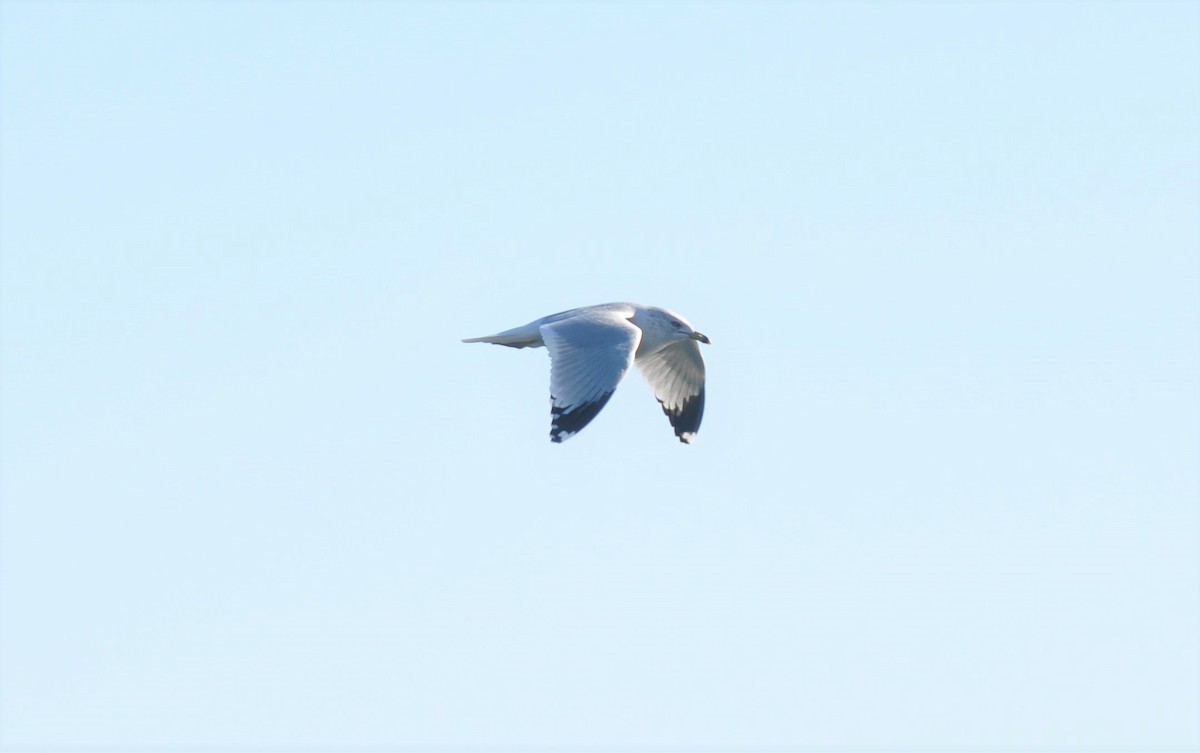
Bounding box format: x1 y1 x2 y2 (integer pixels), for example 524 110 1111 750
691 331 711 344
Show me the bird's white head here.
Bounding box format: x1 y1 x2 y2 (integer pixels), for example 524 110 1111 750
631 305 711 352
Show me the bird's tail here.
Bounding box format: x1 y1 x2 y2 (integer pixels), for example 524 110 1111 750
461 328 543 348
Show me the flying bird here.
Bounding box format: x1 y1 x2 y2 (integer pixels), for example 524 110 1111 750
463 303 710 443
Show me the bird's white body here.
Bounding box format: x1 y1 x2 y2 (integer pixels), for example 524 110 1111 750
463 303 710 443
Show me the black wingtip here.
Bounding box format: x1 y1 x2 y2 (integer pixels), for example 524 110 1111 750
660 390 704 443
549 392 615 443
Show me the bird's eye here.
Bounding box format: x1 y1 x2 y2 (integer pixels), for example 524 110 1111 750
671 320 682 328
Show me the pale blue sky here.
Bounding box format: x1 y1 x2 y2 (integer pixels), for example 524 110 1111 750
2 1 1198 750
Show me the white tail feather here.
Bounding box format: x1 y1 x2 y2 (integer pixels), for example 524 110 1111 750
461 330 543 348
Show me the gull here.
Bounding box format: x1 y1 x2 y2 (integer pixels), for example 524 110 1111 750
463 303 710 443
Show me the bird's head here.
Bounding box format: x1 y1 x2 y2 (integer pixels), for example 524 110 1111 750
634 306 711 349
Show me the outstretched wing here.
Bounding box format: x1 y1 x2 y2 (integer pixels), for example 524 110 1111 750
541 309 641 443
635 339 706 443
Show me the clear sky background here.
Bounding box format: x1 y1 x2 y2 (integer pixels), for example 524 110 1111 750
2 1 1198 750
